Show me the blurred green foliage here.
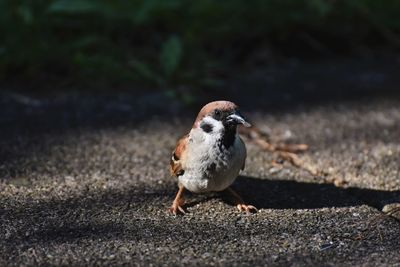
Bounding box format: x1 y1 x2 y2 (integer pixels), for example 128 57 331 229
0 0 399 89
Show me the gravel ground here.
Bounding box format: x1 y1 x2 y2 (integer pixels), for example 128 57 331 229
1 58 400 266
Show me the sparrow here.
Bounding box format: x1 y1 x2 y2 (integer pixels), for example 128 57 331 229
169 100 257 214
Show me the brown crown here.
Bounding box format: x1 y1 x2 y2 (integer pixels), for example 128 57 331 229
193 100 238 127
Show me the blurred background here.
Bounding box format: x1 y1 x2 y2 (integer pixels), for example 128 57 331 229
1 0 400 104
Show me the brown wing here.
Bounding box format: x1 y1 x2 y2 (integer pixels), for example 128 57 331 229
170 134 188 177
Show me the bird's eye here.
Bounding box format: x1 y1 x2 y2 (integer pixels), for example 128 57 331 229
214 109 221 117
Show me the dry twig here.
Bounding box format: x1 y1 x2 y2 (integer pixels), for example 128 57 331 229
239 125 320 176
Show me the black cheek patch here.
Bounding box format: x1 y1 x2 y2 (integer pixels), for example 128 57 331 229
200 122 213 133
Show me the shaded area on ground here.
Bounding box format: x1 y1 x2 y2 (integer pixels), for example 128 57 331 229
232 176 400 210
1 182 400 266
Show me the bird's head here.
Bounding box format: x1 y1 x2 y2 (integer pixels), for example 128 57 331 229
194 101 251 134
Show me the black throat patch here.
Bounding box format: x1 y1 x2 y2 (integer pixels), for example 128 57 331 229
220 125 237 148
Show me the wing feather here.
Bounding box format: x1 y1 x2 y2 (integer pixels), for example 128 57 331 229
170 134 188 177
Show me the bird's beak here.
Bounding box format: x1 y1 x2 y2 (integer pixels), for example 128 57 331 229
226 113 251 127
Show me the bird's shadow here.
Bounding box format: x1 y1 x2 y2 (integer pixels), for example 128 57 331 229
205 176 400 210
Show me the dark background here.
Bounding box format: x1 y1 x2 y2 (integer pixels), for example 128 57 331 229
1 0 400 103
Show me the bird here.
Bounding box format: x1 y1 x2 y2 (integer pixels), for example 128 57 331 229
169 100 257 214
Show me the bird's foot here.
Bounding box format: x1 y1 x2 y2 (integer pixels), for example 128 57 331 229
236 204 258 213
169 185 186 215
169 202 186 215
224 187 258 214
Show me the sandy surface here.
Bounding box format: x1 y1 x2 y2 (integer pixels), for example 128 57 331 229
1 58 400 266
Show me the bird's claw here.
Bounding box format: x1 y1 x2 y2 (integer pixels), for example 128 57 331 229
169 203 186 215
236 204 258 213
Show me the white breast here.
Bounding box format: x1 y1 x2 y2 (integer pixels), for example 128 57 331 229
178 118 246 193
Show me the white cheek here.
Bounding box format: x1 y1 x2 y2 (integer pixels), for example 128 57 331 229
202 116 224 134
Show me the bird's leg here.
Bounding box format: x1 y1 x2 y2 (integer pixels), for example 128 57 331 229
225 187 257 213
169 184 186 215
